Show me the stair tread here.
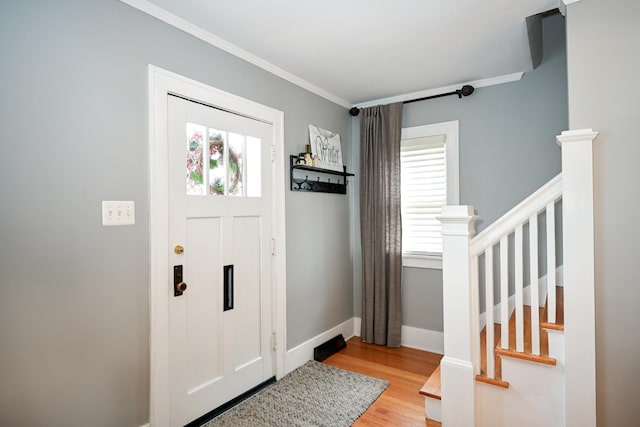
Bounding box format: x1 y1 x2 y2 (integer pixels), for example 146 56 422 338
478 302 560 387
495 305 557 364
476 374 509 388
420 363 441 400
541 286 564 331
495 347 557 365
502 305 553 358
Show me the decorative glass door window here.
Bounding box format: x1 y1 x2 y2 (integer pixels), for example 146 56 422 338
186 122 261 197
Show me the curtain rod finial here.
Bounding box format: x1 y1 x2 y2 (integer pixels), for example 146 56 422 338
349 107 360 116
457 85 475 98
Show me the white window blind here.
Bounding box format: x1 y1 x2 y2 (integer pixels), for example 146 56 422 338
400 134 446 255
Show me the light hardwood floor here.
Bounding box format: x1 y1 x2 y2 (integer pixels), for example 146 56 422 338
323 337 442 427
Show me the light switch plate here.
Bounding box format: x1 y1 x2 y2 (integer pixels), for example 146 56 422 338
102 201 135 226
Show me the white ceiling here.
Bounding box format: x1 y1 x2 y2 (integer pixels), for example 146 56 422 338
126 0 560 107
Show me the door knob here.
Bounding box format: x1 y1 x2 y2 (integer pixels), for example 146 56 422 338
174 245 184 254
174 265 187 297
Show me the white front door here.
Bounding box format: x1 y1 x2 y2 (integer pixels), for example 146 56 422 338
167 95 274 426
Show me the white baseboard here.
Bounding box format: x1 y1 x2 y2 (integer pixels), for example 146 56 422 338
401 325 444 354
138 424 150 427
353 317 444 355
285 318 355 375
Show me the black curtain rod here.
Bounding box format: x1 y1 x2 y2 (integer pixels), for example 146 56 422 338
349 85 474 116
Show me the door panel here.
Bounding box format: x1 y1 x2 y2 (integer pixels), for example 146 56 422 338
232 216 262 369
185 218 223 393
167 95 273 426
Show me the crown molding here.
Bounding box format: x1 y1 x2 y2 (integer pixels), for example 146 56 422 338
120 0 351 108
352 72 524 109
562 0 583 5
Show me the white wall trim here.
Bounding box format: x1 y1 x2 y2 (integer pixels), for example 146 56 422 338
562 0 582 5
138 424 150 427
354 317 444 355
120 0 531 112
285 318 355 375
401 325 445 354
353 72 524 109
148 65 287 427
403 254 442 270
354 316 361 337
120 0 350 109
401 121 459 263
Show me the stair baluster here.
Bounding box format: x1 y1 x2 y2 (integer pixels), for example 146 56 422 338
500 236 509 350
484 245 495 378
529 214 541 355
515 224 525 353
546 202 557 323
447 174 563 388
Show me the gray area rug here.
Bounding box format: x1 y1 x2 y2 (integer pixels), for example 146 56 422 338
203 360 389 426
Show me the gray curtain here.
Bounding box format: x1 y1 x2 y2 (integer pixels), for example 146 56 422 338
359 103 403 347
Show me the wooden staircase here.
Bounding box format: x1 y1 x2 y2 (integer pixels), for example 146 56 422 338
421 286 564 423
431 130 599 426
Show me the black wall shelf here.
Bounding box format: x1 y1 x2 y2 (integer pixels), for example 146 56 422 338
289 155 354 194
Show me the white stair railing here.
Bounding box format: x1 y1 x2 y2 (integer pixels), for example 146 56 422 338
438 130 598 427
439 174 563 393
470 174 562 370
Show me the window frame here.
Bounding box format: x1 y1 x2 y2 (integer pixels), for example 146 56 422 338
400 120 459 269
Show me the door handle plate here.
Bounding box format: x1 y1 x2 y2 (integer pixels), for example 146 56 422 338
174 265 186 297
223 265 234 311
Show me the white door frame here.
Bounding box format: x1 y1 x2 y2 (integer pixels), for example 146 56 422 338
147 65 287 427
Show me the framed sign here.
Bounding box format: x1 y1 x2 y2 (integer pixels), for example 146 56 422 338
308 125 343 172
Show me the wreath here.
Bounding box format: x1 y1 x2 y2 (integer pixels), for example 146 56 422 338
187 130 242 195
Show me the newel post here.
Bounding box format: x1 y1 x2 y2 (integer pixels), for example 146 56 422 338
438 205 479 427
556 129 599 427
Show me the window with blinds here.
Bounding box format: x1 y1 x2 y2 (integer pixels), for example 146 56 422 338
400 133 447 256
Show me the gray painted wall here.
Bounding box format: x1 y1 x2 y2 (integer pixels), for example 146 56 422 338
353 14 568 329
0 1 352 425
566 1 640 425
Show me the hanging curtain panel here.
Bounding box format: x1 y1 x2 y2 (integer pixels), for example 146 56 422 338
359 103 403 347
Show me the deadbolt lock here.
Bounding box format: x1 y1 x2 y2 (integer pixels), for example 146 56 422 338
174 245 184 255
